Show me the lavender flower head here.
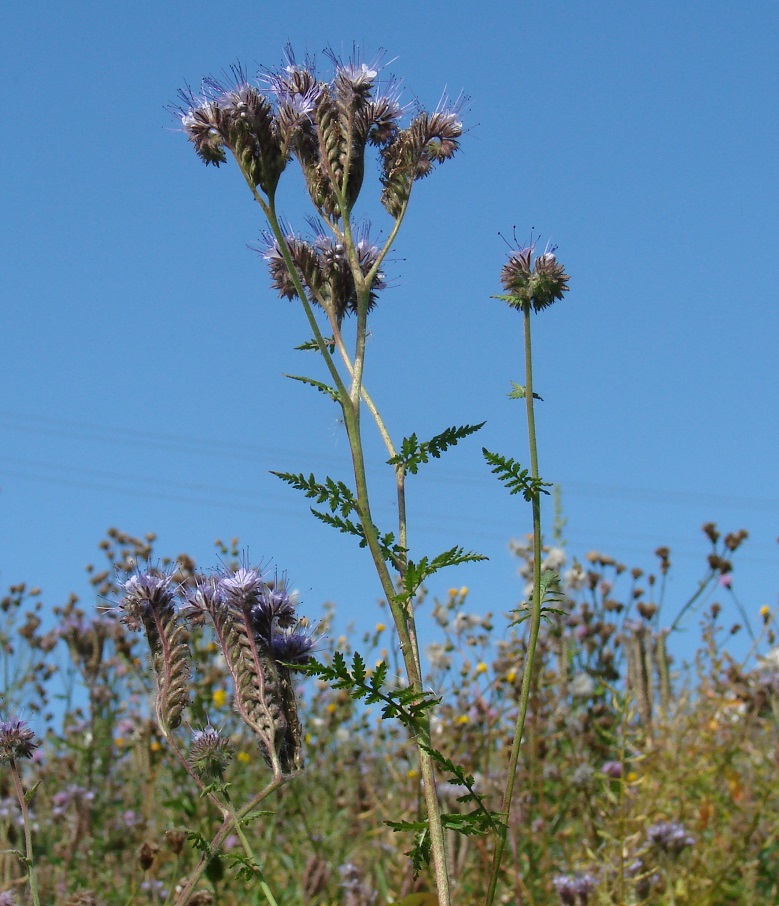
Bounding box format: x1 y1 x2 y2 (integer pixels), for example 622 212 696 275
0 716 39 763
120 570 176 632
269 625 316 666
647 820 695 854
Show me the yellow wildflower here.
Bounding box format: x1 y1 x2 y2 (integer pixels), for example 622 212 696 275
237 751 251 764
475 662 488 676
212 689 228 708
407 769 419 780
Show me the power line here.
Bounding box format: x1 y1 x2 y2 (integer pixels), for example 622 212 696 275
1 409 777 512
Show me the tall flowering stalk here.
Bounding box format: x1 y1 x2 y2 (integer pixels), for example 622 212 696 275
0 716 41 906
175 47 465 903
486 242 570 903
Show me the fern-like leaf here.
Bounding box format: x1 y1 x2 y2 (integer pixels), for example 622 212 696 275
398 547 487 601
294 336 336 353
482 447 551 502
284 374 340 402
388 423 485 475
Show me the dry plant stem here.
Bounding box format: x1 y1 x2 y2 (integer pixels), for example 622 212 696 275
9 758 41 906
249 188 449 902
173 776 287 906
486 303 544 906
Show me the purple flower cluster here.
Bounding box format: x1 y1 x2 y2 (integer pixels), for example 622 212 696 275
0 716 39 763
187 565 314 666
646 820 695 854
176 45 463 321
552 872 598 905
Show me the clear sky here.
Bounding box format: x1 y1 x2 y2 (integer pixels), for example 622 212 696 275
2 1 777 672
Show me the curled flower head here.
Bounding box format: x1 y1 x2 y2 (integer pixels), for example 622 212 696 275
380 93 464 217
0 716 39 763
219 565 267 613
120 571 176 632
183 574 222 625
176 64 286 194
500 240 570 313
260 221 386 323
249 574 298 643
189 725 233 780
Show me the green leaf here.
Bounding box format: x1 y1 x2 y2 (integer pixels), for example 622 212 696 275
271 471 358 516
508 381 543 401
482 447 551 502
301 652 439 731
284 374 340 402
273 471 404 563
388 423 485 475
398 547 487 601
295 336 336 353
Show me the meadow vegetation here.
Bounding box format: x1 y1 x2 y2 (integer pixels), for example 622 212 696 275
1 524 777 905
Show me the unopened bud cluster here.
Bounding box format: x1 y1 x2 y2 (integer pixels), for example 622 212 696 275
500 244 570 313
119 563 313 776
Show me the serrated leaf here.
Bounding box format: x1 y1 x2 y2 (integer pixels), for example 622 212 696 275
284 374 340 402
294 336 336 353
398 547 487 600
508 381 543 401
482 447 551 502
388 423 485 475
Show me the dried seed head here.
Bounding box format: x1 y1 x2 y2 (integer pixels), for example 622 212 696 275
137 841 159 871
0 716 39 763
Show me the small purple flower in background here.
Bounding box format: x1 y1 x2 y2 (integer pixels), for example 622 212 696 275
0 716 39 763
647 819 695 854
602 760 623 779
553 872 598 905
0 891 18 906
51 784 94 818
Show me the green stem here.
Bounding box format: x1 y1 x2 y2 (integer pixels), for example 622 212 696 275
485 303 544 906
10 759 40 906
172 776 286 906
241 165 448 905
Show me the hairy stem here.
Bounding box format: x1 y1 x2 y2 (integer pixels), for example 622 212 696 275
486 303 544 906
10 759 41 906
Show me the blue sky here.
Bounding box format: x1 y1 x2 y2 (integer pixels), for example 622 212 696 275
2 1 777 673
